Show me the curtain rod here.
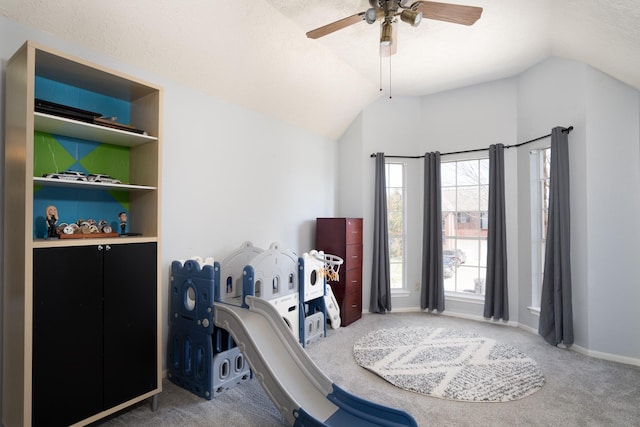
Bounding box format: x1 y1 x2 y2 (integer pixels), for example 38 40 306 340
370 126 574 159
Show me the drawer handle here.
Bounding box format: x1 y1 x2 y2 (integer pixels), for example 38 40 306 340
352 280 358 283
351 304 358 308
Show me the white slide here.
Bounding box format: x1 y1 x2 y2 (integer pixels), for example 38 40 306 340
214 296 417 427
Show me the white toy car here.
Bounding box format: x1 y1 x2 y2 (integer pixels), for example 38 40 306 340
87 174 122 184
43 170 88 181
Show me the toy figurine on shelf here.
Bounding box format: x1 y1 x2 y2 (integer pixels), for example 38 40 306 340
45 205 59 239
118 211 127 235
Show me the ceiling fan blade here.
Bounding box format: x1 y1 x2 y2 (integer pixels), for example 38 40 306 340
412 1 483 26
306 12 366 39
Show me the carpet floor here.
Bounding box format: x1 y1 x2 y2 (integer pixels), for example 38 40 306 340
96 312 640 427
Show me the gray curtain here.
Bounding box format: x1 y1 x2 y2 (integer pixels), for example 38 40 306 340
484 144 509 321
370 152 392 313
538 127 573 346
421 152 445 311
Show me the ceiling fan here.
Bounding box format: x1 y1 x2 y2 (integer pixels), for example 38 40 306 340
306 1 483 56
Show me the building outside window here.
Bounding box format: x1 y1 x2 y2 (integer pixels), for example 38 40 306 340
441 158 489 295
386 162 406 290
530 147 551 309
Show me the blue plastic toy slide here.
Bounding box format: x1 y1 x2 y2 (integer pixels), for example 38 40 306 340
214 296 417 427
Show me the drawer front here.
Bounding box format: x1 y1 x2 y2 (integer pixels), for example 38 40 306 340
341 288 362 326
345 218 363 245
345 244 363 270
343 267 362 293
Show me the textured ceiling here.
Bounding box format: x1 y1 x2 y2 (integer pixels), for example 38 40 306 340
1 0 639 139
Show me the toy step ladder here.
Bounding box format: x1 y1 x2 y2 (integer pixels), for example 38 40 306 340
313 251 343 330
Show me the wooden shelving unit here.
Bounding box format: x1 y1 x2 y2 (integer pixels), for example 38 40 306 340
3 40 163 427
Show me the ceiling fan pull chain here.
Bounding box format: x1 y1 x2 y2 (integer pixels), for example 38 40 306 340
379 46 383 92
389 54 392 99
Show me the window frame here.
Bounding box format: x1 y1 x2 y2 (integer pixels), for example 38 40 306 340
385 161 407 291
529 146 551 311
440 156 489 298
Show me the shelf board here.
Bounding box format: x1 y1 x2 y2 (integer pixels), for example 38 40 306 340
32 236 158 249
34 177 156 191
34 112 157 147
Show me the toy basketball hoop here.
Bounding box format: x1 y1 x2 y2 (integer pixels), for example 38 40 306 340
313 251 344 282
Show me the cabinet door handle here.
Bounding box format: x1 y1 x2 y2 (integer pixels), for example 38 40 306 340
98 245 104 251
105 245 111 251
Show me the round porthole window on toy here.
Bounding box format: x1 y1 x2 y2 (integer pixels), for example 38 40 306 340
185 285 196 311
310 270 317 286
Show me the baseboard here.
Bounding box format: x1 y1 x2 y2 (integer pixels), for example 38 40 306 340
570 344 640 367
366 308 640 367
517 323 640 366
373 306 519 327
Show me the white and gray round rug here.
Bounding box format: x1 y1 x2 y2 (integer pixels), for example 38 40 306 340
353 327 545 402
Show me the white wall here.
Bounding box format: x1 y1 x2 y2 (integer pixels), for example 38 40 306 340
341 57 640 362
0 16 339 399
584 67 640 360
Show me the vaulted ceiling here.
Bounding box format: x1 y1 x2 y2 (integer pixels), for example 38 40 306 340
2 0 639 139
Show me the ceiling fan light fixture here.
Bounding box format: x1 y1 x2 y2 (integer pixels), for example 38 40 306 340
380 21 393 46
365 8 381 24
400 9 422 27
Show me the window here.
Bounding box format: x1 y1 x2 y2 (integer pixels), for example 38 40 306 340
441 158 489 295
530 147 551 308
386 162 406 289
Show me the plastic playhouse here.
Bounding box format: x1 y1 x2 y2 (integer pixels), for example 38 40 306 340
168 242 417 427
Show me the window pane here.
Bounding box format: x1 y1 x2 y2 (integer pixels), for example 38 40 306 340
441 187 456 212
530 147 551 308
479 159 490 184
441 162 456 186
386 162 405 290
457 187 479 211
388 211 403 237
457 160 479 186
389 236 403 259
479 239 488 268
388 164 403 188
388 188 403 212
390 262 403 289
479 185 489 211
441 158 488 295
442 211 456 239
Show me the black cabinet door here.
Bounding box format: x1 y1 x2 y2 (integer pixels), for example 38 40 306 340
103 242 157 407
33 246 104 427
